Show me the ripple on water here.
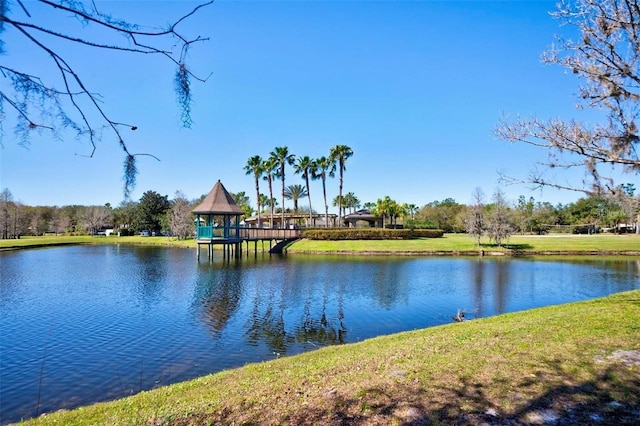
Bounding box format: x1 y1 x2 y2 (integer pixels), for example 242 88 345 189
1 248 638 425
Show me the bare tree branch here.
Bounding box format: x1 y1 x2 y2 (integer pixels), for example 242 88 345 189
497 0 640 198
0 0 213 198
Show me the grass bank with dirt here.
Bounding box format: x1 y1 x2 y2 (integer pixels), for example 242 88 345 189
20 290 640 425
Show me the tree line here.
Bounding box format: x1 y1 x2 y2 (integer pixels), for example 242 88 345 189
416 187 639 246
0 188 202 239
2 181 637 242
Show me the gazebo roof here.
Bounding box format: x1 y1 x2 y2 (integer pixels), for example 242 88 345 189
192 180 244 215
343 209 379 221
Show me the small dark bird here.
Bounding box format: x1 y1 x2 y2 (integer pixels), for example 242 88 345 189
453 309 465 322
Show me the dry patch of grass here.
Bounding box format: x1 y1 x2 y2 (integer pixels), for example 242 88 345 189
23 291 640 425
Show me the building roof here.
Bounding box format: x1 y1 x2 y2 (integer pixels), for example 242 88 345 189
192 180 244 215
343 209 379 221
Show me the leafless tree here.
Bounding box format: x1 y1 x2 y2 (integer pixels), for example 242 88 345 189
0 0 213 198
496 0 639 205
466 187 486 246
487 188 514 247
169 190 194 239
0 187 12 238
82 205 110 234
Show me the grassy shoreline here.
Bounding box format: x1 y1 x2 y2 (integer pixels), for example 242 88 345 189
287 233 640 256
2 233 639 256
17 290 640 425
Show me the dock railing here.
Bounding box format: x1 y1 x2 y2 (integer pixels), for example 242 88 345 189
196 226 301 242
239 227 301 241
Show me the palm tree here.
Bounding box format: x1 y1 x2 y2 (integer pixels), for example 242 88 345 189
343 192 360 214
261 157 278 227
258 193 270 212
270 146 295 228
405 203 419 220
284 184 308 213
312 156 335 227
243 155 263 227
332 195 344 219
294 156 315 225
329 145 353 225
374 196 398 228
363 201 376 211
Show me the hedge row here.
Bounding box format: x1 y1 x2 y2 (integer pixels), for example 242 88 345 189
301 228 444 240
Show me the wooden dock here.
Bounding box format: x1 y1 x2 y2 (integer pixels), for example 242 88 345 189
196 227 301 259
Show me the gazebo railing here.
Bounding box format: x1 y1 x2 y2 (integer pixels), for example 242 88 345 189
196 225 241 240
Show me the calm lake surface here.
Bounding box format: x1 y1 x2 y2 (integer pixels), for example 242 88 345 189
1 245 639 424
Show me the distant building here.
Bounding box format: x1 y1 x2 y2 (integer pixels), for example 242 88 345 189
342 209 384 228
243 212 338 228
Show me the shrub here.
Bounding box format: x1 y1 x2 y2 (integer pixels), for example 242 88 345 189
301 228 444 240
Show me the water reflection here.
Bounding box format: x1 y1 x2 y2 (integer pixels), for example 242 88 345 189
192 261 245 336
471 258 485 317
295 296 347 347
1 247 639 425
493 259 510 314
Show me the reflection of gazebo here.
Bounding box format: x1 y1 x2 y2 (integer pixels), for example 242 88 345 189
192 180 244 258
343 209 383 228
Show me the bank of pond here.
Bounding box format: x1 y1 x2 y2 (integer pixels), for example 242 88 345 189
1 244 639 424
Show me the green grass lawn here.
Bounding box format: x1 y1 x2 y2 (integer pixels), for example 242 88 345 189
288 233 640 254
0 235 195 250
2 233 638 255
21 290 640 425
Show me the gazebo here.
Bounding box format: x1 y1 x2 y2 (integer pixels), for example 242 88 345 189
192 180 244 258
343 209 384 228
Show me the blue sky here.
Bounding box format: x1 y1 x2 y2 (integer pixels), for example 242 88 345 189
1 0 614 210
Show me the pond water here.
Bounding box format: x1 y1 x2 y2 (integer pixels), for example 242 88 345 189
1 245 639 424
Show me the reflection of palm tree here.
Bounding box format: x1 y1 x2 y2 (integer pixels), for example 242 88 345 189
295 293 347 346
284 184 308 213
312 156 335 228
246 283 289 354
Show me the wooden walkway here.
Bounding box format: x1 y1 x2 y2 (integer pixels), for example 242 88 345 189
196 227 301 259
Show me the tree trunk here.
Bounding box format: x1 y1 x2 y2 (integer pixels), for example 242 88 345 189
281 173 285 228
255 178 261 228
305 175 313 225
322 178 329 228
